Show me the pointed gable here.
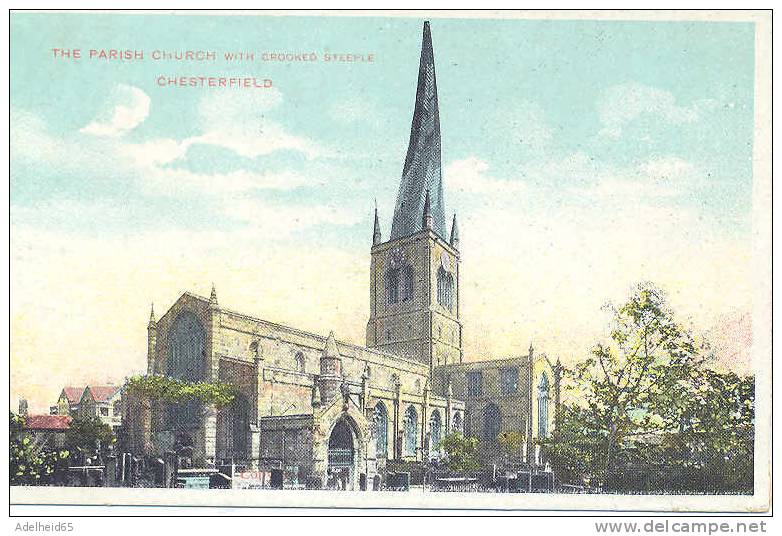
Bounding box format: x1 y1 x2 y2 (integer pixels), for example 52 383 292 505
61 387 83 405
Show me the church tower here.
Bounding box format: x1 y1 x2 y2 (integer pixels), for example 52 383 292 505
366 21 463 371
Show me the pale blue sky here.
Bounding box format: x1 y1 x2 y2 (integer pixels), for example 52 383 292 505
10 13 757 409
11 14 754 243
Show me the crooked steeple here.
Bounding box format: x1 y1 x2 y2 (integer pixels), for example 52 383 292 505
390 21 446 240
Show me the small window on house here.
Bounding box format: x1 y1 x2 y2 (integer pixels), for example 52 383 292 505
295 352 305 373
113 400 121 415
100 407 109 417
466 371 483 397
500 367 519 395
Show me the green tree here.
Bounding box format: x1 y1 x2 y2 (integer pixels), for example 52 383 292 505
541 404 604 487
440 432 481 475
572 282 708 489
497 430 525 464
64 416 115 463
125 374 236 407
10 412 70 485
669 370 754 492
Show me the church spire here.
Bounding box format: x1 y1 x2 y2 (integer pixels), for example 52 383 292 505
372 200 382 246
390 21 446 240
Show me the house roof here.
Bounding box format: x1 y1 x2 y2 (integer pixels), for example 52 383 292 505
25 414 72 431
86 385 121 402
61 386 84 404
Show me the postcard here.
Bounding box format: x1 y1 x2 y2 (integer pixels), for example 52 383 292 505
9 9 772 513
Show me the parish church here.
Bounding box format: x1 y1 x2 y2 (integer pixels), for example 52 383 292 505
124 21 560 490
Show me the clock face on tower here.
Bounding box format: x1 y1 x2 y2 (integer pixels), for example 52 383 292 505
390 247 405 268
440 251 451 271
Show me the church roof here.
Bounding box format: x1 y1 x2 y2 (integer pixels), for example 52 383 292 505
390 21 447 240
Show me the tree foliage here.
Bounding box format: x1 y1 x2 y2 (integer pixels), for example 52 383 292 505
126 374 236 407
543 282 755 493
497 430 525 463
64 416 115 462
10 412 70 486
440 432 481 475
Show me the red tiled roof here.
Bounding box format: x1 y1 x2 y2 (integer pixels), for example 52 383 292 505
61 387 83 404
87 385 120 402
25 414 72 431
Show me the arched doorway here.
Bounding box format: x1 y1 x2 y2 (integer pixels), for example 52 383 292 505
482 403 502 445
327 419 355 490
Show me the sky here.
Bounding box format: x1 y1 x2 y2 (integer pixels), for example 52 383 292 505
10 13 757 412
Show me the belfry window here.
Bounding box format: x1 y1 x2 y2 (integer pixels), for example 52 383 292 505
538 374 550 438
400 265 414 301
386 268 400 304
437 267 454 310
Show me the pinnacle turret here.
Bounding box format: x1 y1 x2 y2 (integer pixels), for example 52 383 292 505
209 283 218 307
373 202 382 246
423 189 433 230
450 213 459 248
148 302 156 328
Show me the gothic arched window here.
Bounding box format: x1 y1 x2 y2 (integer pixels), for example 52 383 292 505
437 267 454 310
166 311 206 430
386 268 400 304
482 403 502 445
400 265 414 301
429 410 442 457
373 402 388 458
538 373 550 438
295 352 305 373
452 411 463 433
404 406 418 456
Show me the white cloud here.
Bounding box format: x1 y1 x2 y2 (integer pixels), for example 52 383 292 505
120 138 189 167
598 82 698 139
140 167 314 196
638 156 697 182
444 157 527 195
80 84 151 137
229 199 360 234
188 88 326 160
